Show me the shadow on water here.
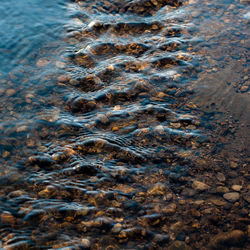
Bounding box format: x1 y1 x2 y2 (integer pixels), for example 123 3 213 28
0 0 249 249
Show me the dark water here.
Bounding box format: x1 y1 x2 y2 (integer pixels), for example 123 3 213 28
0 0 249 249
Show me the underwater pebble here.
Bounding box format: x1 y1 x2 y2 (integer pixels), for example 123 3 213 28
192 180 210 191
208 230 246 249
223 192 240 203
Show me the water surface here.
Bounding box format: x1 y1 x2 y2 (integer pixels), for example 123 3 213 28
0 0 249 249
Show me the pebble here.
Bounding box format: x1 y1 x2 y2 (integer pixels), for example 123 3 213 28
153 234 170 245
230 161 238 169
111 223 122 234
138 213 163 226
81 238 91 248
147 182 167 195
210 198 227 206
243 192 250 203
223 192 240 203
208 230 246 249
216 172 226 182
162 203 176 215
215 186 230 194
38 185 57 197
231 185 242 191
192 180 210 191
24 209 45 222
0 212 15 225
168 240 191 250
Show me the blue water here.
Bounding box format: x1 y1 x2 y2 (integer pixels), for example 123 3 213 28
0 0 66 78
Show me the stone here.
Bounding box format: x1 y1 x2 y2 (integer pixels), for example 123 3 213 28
216 173 226 182
243 192 250 203
138 213 163 226
81 238 91 248
208 230 246 249
223 192 240 203
0 212 15 225
111 223 122 234
168 240 191 250
216 186 230 194
210 198 227 206
162 203 176 215
230 161 238 169
147 183 167 195
153 234 170 245
231 185 242 191
192 180 210 191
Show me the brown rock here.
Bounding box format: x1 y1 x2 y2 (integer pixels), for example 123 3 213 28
216 186 230 194
148 182 167 195
0 211 15 225
223 192 240 203
231 185 242 191
216 172 226 182
168 240 191 250
210 198 227 206
208 230 246 249
192 180 210 191
162 203 176 215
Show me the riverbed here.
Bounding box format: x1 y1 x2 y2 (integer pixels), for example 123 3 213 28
0 0 249 249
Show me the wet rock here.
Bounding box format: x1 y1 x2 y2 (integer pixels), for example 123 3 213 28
168 240 191 250
208 215 220 225
72 51 95 68
38 185 57 198
223 192 240 203
80 238 91 249
216 172 226 182
215 186 230 194
57 75 69 83
123 200 139 211
209 198 227 206
70 163 99 175
153 234 170 246
208 230 246 249
68 96 97 113
111 223 122 234
138 213 164 226
243 191 250 203
230 161 238 169
181 188 196 197
8 190 27 198
162 203 176 215
4 240 35 250
231 185 242 191
24 209 45 223
0 211 15 225
28 155 54 169
118 227 149 240
81 217 114 231
192 180 210 191
147 182 167 195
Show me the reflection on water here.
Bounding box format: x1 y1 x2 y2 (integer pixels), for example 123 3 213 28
0 0 249 249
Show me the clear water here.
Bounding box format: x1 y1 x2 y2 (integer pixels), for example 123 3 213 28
0 0 249 249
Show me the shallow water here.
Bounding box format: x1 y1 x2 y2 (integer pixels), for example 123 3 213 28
0 0 249 249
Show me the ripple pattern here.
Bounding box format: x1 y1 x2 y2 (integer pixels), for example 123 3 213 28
0 0 209 249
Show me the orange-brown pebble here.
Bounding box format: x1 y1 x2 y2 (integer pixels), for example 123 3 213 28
0 211 15 225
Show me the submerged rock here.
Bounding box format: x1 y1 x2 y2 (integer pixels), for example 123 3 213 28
192 180 210 191
168 240 191 250
208 230 246 249
223 192 240 203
